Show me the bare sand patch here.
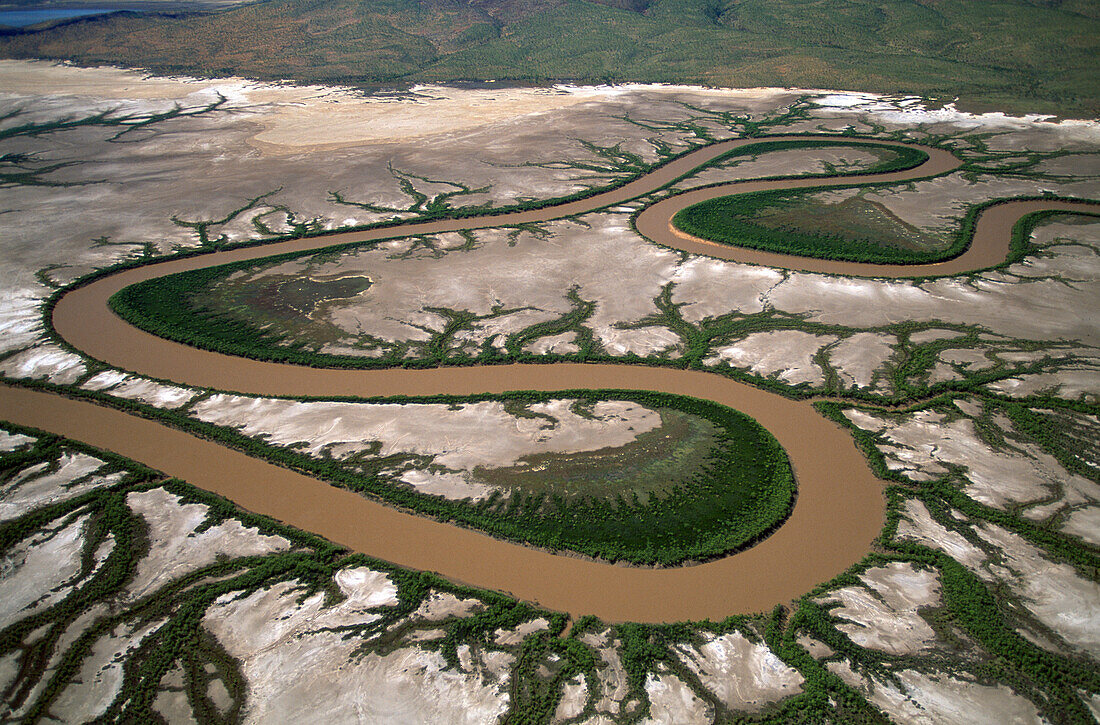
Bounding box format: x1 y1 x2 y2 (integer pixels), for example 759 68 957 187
828 333 895 390
1061 505 1100 546
0 512 92 630
50 618 164 723
643 670 712 724
204 578 510 724
707 330 835 385
247 85 609 155
940 347 994 370
989 368 1100 401
0 288 51 355
896 495 1099 657
125 488 290 601
0 60 236 100
578 628 630 716
817 562 940 656
0 451 119 522
335 566 399 609
670 257 781 320
552 673 588 722
827 660 1045 725
494 617 549 646
795 633 833 660
525 331 580 355
0 652 20 706
973 523 1100 656
673 631 804 712
309 218 680 354
843 406 1098 511
1 602 109 720
0 344 85 384
1084 691 1100 721
413 591 485 621
812 92 1100 152
188 394 663 499
398 469 494 503
83 371 196 409
770 256 1100 344
895 499 986 570
910 329 966 345
0 429 34 452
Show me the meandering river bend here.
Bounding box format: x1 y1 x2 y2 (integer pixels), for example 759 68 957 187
2 135 1095 621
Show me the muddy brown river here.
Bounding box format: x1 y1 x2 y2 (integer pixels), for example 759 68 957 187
3 135 1096 622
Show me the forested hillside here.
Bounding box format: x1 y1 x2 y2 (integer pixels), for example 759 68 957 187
1 0 1096 114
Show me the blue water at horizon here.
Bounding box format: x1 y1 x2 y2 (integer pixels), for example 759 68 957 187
0 7 119 26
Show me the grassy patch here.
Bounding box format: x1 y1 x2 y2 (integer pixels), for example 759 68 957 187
674 188 949 263
474 406 724 503
664 139 971 266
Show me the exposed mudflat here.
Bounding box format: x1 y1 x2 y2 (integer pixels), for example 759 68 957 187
0 512 94 631
643 670 712 724
846 398 1100 543
50 618 165 724
828 660 1046 725
205 578 513 724
82 371 196 409
187 394 663 497
124 488 291 601
0 450 121 523
674 631 804 711
816 562 941 656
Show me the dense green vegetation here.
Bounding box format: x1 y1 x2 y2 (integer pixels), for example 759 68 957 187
668 141 950 263
673 186 1099 265
674 186 944 263
1 0 1097 115
399 389 794 566
472 404 728 504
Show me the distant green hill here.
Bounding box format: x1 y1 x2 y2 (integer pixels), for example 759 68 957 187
1 0 1096 115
